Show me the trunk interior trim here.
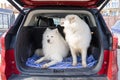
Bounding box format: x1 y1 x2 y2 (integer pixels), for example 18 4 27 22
23 10 96 27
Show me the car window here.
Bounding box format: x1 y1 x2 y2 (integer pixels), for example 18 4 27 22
53 18 60 26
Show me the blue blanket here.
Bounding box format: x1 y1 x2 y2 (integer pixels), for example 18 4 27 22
26 55 97 69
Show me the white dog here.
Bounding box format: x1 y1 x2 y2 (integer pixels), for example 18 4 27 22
60 14 91 67
35 28 69 68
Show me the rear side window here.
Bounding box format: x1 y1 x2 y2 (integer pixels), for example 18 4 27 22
53 18 60 26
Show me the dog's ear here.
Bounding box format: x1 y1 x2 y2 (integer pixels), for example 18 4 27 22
46 28 51 31
53 28 58 33
69 16 75 23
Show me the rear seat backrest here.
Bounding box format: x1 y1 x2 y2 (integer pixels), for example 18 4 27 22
30 27 46 49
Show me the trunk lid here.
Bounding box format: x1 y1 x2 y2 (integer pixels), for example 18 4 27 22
11 0 107 7
8 0 109 13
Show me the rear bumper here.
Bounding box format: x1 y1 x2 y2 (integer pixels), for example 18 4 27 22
9 74 108 80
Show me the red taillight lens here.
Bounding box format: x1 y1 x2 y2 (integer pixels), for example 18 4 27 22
107 36 118 80
98 50 109 75
112 36 118 50
1 32 6 50
0 32 7 80
0 43 1 66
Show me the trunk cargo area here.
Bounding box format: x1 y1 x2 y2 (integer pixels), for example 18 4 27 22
15 9 104 75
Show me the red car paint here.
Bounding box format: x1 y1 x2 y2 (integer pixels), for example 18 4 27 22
20 0 102 8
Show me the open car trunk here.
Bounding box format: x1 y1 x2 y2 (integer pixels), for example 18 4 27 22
15 8 104 76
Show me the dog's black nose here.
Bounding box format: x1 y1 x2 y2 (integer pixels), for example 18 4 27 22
47 39 50 43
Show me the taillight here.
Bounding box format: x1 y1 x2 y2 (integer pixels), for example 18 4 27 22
0 32 7 80
0 32 20 80
0 41 1 65
107 36 118 80
112 36 118 50
98 50 109 75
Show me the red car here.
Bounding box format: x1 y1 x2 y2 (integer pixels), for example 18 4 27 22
0 0 118 80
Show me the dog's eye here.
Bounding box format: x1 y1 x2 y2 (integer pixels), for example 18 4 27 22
51 36 53 38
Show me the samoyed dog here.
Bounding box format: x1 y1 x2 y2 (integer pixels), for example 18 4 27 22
60 14 91 67
35 28 69 68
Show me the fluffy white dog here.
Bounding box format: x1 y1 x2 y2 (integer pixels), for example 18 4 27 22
60 14 91 67
35 28 69 68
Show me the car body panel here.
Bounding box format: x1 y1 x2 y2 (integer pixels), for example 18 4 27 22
13 0 106 8
8 0 109 13
0 33 7 80
9 75 108 80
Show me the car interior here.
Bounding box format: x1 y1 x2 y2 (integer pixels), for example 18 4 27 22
15 9 103 75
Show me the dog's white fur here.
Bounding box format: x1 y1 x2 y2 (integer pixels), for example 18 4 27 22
60 14 91 67
35 28 69 68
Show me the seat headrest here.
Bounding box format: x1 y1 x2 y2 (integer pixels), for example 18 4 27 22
37 17 55 27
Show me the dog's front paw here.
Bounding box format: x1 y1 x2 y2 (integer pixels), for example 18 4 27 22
72 62 77 66
42 64 49 68
82 62 87 68
34 60 40 64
